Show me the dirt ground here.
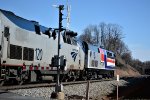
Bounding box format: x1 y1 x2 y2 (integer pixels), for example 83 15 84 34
108 76 150 99
115 67 140 77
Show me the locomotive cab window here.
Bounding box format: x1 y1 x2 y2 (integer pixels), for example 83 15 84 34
66 37 71 44
34 25 41 35
63 35 67 43
107 51 114 59
72 38 77 46
43 28 51 38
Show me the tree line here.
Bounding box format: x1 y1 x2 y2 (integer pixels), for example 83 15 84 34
78 22 149 74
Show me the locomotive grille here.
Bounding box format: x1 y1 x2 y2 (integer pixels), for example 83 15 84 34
23 47 34 61
10 44 22 60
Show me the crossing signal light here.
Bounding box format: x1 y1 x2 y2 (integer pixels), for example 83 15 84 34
60 55 66 71
59 11 63 24
59 5 64 32
51 55 59 67
52 30 57 40
66 31 78 37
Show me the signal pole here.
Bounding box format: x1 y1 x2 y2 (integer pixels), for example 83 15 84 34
56 5 64 92
51 5 65 99
57 4 64 92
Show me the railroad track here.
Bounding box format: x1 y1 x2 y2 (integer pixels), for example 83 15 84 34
0 79 113 90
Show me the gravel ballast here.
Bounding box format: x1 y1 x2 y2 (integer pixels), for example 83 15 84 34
9 80 128 99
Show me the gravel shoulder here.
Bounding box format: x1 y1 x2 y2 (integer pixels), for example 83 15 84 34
9 80 128 100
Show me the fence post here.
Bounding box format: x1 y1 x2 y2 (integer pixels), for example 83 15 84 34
117 75 119 100
86 80 90 100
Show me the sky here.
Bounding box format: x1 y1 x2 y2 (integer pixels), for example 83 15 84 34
0 0 150 62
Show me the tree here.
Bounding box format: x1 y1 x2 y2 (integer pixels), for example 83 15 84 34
79 22 125 55
102 24 123 53
99 22 107 47
79 22 135 65
131 59 143 73
79 25 99 45
143 61 150 68
121 51 132 64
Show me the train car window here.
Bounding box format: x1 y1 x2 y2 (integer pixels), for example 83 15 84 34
90 51 92 57
98 48 100 53
67 38 71 44
95 60 98 67
63 36 66 43
29 48 34 61
82 41 89 54
113 53 115 58
91 60 98 67
4 27 10 37
10 44 15 59
72 38 77 46
91 60 95 67
23 47 34 61
107 51 114 59
34 25 41 35
10 44 22 60
52 30 56 40
43 30 51 38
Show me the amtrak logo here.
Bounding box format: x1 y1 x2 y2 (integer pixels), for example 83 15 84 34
71 51 78 62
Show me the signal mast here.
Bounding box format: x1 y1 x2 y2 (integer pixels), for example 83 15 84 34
51 1 72 99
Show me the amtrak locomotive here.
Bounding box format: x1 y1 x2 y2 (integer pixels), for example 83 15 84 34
0 9 115 85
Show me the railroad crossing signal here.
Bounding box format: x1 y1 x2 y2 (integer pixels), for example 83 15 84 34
51 55 66 71
51 5 65 100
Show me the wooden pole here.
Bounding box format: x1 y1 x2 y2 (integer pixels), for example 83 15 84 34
86 80 90 100
117 81 118 100
117 75 119 100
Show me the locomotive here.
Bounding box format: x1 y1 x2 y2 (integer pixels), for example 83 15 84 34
0 9 115 85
